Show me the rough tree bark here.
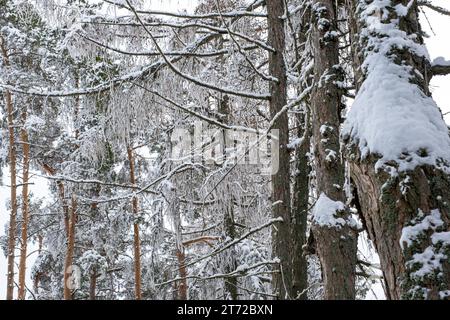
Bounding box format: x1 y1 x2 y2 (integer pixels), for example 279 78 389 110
175 247 187 300
127 146 142 300
344 0 450 299
291 5 312 300
18 111 30 300
1 35 18 300
267 0 293 299
292 112 310 300
309 0 357 299
89 270 97 300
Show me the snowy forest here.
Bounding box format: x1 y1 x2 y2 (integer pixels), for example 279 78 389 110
0 0 450 301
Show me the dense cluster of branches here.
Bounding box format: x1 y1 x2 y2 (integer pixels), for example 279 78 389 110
1 0 449 300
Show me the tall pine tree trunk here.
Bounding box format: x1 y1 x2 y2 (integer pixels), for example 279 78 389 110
18 111 30 300
291 5 312 299
63 195 77 300
292 112 310 300
127 146 142 300
343 0 450 299
2 36 18 300
267 0 293 299
309 0 357 299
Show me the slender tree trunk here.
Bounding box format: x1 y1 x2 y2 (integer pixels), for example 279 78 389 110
41 164 70 236
5 88 17 301
267 0 293 299
223 191 238 299
127 146 142 300
344 0 450 299
175 248 187 300
291 5 312 299
63 195 77 300
2 36 18 300
171 193 186 300
33 235 43 294
89 271 97 300
292 112 310 300
309 0 357 299
219 95 238 300
18 111 30 300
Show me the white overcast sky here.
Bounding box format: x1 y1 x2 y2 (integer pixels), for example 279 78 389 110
1 0 450 300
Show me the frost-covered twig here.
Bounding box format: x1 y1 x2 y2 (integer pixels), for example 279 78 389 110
418 0 450 16
81 20 274 52
213 0 277 82
80 33 258 57
157 260 280 287
132 82 266 135
104 0 268 19
179 217 283 269
124 0 271 101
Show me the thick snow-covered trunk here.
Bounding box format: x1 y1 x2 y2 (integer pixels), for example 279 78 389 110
309 0 357 299
267 0 293 299
343 0 450 299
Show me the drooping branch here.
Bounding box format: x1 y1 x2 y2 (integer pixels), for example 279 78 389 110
80 20 274 52
418 1 450 16
157 260 279 287
124 0 271 101
0 31 217 97
179 217 283 270
80 33 258 58
104 0 268 19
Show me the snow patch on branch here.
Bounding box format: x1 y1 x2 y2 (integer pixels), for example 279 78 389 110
407 246 446 279
400 209 444 250
432 56 450 67
312 193 356 228
287 137 303 149
401 208 450 298
431 232 450 246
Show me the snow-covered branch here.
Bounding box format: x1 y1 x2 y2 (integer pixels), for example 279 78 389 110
124 0 271 101
104 0 268 19
157 260 279 287
432 56 450 76
180 217 283 269
419 1 450 16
